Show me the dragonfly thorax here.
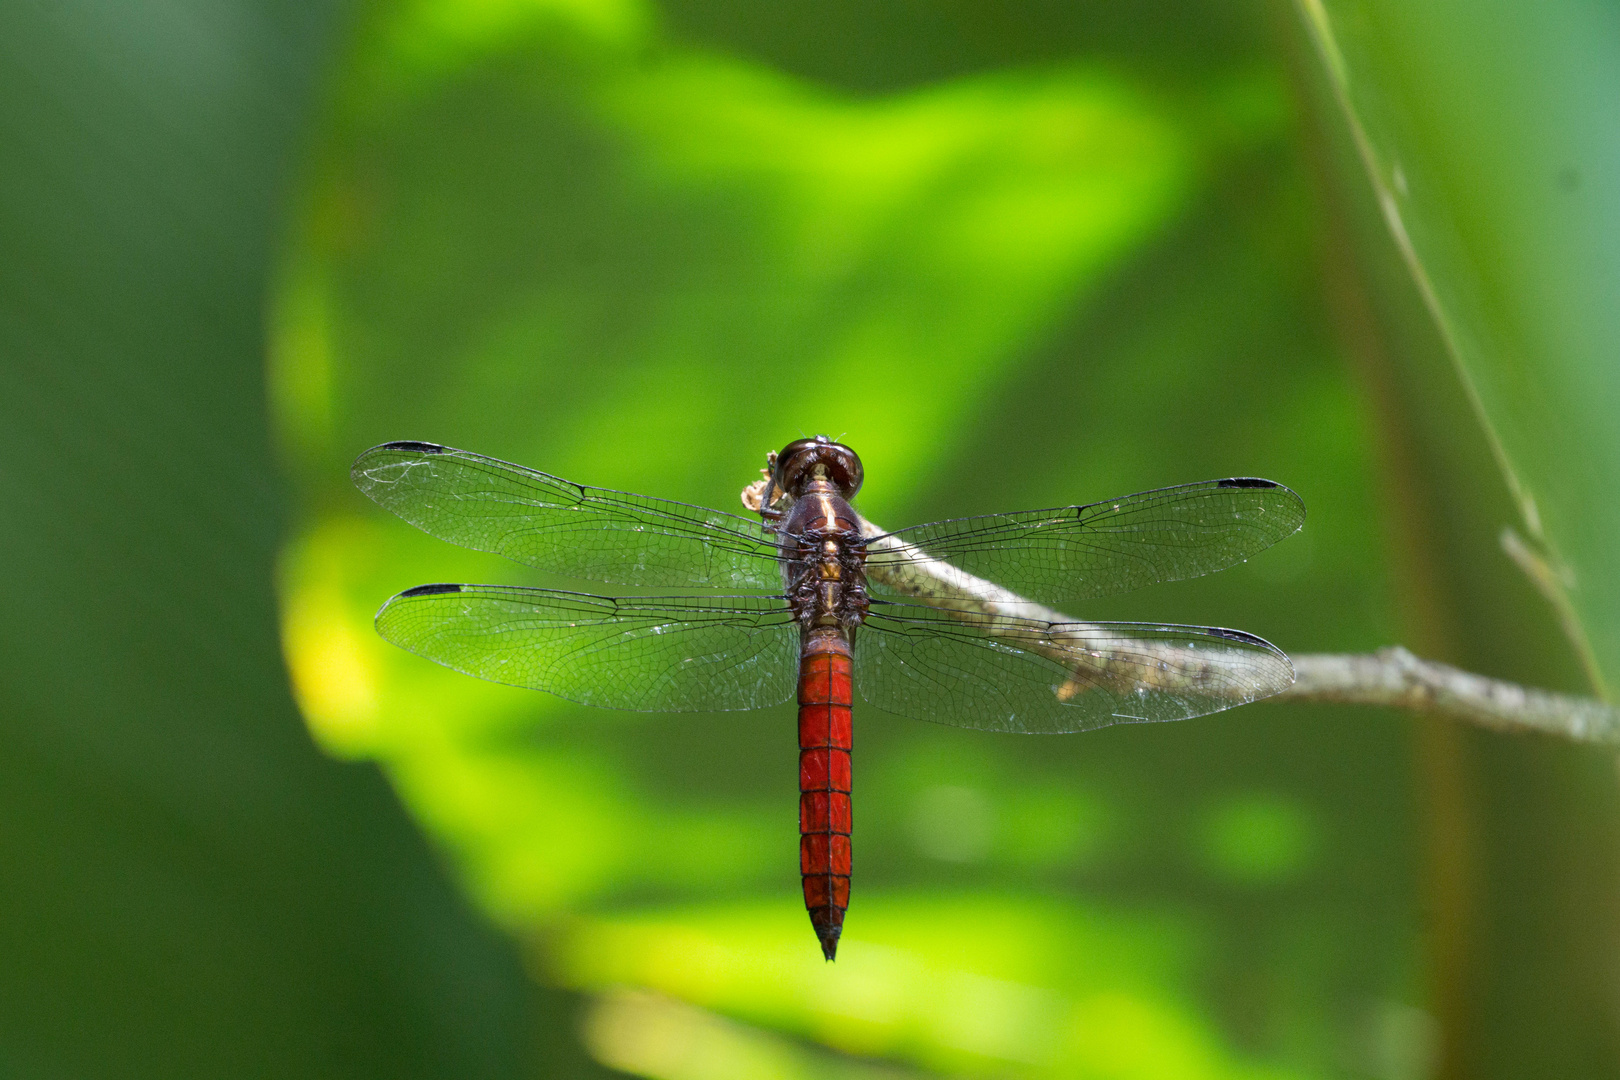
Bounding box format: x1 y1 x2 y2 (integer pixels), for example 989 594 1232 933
779 477 869 635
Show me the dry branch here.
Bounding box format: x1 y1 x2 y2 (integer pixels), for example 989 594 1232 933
1280 649 1620 743
742 475 1620 745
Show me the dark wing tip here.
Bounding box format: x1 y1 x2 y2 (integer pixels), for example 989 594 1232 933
1203 625 1296 685
379 440 448 454
1218 477 1306 529
399 582 464 597
351 441 452 491
1203 625 1274 648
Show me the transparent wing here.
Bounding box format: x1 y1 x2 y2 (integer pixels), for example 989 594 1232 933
376 584 799 711
856 599 1293 733
353 442 782 589
865 478 1304 604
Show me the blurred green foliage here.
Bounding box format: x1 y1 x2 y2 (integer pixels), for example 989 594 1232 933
277 1 1420 1077
1298 0 1620 698
0 1 569 1075
7 0 1620 1077
1291 4 1620 1074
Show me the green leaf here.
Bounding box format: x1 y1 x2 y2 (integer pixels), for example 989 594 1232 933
1297 0 1620 696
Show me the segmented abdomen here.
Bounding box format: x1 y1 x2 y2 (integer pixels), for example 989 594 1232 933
798 632 852 961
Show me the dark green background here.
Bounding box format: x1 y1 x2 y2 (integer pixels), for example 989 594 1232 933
4 0 1618 1077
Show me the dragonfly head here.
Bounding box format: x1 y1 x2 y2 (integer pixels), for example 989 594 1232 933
775 435 863 500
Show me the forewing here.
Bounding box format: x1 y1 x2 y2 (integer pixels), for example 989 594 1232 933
353 442 781 588
866 479 1304 604
856 599 1293 733
376 585 799 712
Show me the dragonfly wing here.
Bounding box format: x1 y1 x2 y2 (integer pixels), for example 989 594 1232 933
377 585 800 712
353 442 782 589
865 478 1304 604
856 599 1294 733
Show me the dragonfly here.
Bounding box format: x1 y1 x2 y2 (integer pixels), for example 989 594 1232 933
352 436 1305 960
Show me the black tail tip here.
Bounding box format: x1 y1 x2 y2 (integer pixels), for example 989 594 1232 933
809 910 843 961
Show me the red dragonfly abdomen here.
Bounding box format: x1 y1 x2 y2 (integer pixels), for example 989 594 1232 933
798 629 852 961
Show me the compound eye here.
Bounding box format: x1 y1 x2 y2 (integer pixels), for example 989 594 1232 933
772 438 820 495
775 437 820 467
826 447 863 498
